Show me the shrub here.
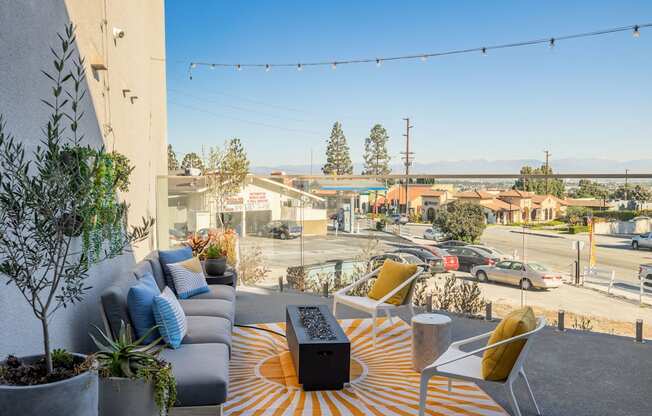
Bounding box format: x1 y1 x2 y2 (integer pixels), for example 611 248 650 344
568 225 589 234
433 200 486 243
427 275 486 316
237 245 270 285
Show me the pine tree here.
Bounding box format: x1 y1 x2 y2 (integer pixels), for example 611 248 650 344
167 144 179 171
181 152 204 171
322 122 353 175
362 124 391 176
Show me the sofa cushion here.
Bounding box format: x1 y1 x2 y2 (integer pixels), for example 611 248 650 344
168 257 210 299
179 299 235 324
133 259 154 281
159 247 193 294
100 286 133 339
153 287 188 349
145 251 166 291
190 284 236 302
183 316 232 351
127 273 161 343
482 306 536 381
160 343 229 406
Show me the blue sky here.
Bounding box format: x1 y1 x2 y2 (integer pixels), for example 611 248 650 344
165 1 651 169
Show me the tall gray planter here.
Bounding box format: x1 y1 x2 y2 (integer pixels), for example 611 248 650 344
0 354 98 416
100 377 158 416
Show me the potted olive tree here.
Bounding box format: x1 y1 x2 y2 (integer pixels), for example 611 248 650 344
90 323 176 416
0 24 153 416
204 241 227 276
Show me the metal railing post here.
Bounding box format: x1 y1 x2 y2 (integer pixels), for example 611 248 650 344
557 310 565 332
426 294 433 313
635 319 644 343
485 302 492 321
322 282 329 298
278 277 284 292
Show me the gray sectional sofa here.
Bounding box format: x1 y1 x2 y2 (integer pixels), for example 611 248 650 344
99 250 236 415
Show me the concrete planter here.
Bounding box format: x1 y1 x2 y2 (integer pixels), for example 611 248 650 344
100 377 158 416
205 256 227 276
0 354 98 416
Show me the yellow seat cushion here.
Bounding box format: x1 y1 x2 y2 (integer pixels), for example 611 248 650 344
367 259 418 306
482 307 536 381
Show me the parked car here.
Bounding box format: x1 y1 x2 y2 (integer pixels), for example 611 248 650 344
437 240 468 248
471 260 563 290
412 245 459 272
391 247 445 273
389 213 409 225
423 227 446 241
261 220 302 239
369 252 429 272
444 246 500 272
466 245 511 260
632 232 652 250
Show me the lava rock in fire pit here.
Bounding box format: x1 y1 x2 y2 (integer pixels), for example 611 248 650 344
298 306 337 340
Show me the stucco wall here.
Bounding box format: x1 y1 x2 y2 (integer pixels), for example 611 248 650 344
0 0 166 358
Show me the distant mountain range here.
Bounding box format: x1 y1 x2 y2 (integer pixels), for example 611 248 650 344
251 158 652 175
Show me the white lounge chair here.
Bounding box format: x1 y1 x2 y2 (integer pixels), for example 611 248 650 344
333 266 423 347
419 317 546 416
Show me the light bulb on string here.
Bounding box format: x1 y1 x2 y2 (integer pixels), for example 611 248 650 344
331 62 337 70
481 47 487 56
190 62 197 69
420 55 428 62
297 63 303 71
236 64 242 71
633 25 640 38
549 38 555 49
376 58 382 67
210 64 215 70
265 64 271 72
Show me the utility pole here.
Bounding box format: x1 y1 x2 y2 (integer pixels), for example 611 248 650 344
401 118 414 216
625 169 629 203
544 150 551 195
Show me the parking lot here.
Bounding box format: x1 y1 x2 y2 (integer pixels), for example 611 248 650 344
241 225 652 336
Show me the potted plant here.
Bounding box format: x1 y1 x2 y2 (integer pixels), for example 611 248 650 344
90 322 176 416
204 241 227 276
0 25 153 416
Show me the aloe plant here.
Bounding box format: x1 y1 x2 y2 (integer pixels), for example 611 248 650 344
90 322 176 413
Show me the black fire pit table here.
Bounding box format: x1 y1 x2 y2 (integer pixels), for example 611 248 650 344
285 304 350 391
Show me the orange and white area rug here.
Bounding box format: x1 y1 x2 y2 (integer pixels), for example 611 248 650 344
225 318 507 415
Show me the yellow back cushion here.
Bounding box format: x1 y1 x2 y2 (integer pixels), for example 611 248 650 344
482 307 536 381
367 259 418 306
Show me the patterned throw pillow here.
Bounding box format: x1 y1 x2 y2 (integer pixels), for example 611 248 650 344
152 287 187 349
167 257 210 299
159 246 193 294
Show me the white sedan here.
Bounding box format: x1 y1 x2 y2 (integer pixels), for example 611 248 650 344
471 260 563 290
423 227 446 241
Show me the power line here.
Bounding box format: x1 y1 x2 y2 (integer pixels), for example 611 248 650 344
168 100 323 136
188 23 649 77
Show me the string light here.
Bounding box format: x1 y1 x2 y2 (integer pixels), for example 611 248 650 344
186 23 650 78
236 64 242 71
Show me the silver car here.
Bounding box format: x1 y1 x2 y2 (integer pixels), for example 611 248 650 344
423 227 446 241
632 233 652 250
471 260 562 290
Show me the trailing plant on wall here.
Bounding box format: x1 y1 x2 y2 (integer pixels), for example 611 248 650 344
0 24 153 377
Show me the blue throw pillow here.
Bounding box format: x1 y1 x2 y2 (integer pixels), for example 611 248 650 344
167 257 210 299
127 273 161 343
159 246 193 294
153 287 187 349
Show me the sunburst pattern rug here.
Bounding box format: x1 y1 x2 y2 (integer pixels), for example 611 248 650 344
225 318 506 415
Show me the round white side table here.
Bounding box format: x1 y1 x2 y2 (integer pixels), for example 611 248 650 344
411 313 452 372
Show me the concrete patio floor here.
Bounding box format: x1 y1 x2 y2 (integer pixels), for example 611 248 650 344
235 286 652 416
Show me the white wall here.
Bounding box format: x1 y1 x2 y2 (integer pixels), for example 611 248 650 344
0 0 166 357
594 218 652 235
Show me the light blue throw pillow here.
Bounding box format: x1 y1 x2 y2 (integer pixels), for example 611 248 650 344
167 257 210 299
159 246 193 294
153 287 187 349
127 273 161 343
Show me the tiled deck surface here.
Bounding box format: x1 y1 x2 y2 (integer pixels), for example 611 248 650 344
235 286 652 416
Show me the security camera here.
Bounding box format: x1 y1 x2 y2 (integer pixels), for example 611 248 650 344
112 28 125 39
